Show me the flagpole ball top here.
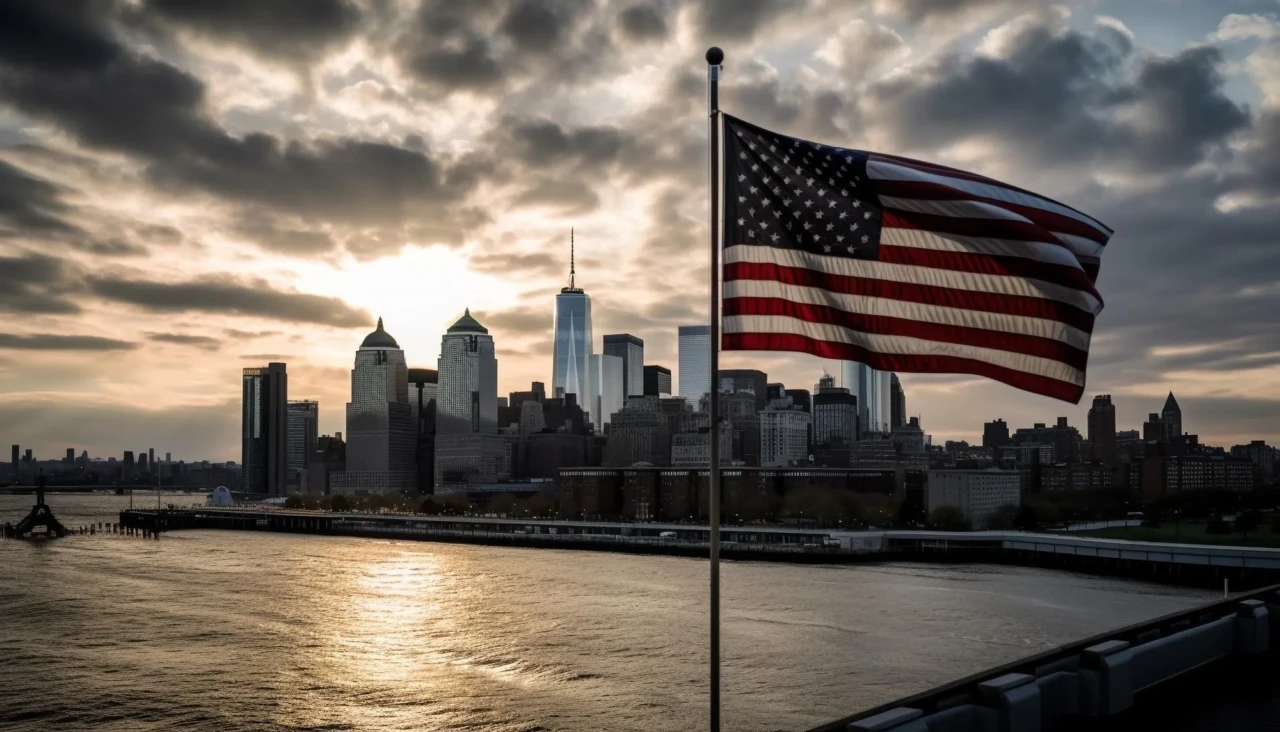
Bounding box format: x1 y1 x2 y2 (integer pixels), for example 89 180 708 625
706 47 724 65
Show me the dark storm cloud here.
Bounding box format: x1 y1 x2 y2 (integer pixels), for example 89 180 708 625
0 252 81 314
692 0 802 40
505 118 626 168
0 1 477 243
145 332 221 349
0 333 136 351
234 220 338 257
0 1 120 74
139 0 362 63
617 4 668 41
469 249 561 277
880 0 1033 24
88 276 371 327
0 159 77 235
513 179 600 213
476 308 549 336
865 22 1247 171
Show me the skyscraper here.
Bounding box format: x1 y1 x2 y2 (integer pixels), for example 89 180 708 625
589 353 624 429
10 445 17 482
603 333 644 398
436 309 507 484
841 362 892 435
148 448 154 470
340 319 415 494
242 362 287 495
760 395 811 467
286 400 319 489
813 374 858 447
1087 394 1117 464
1162 392 1182 438
889 374 906 430
643 365 672 397
678 325 711 408
552 229 593 418
717 369 768 413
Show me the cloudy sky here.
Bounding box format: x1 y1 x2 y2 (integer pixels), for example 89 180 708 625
2 0 1279 461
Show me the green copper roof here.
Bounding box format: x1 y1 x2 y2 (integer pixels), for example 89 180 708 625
447 308 488 334
360 317 399 348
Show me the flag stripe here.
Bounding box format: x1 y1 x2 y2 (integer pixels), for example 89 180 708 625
723 296 1090 369
724 278 1092 349
881 227 1085 270
878 243 1102 300
724 332 1085 402
725 244 1102 315
724 260 1097 332
723 314 1084 385
877 185 1111 246
867 159 1111 238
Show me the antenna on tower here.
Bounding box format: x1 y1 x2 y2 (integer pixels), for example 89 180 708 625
570 227 576 290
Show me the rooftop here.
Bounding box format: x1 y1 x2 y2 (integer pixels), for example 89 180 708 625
359 317 398 348
447 308 488 334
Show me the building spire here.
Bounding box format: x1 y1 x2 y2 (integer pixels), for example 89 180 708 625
376 316 384 331
570 227 576 290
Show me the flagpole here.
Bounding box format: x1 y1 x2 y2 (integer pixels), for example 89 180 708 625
705 45 724 732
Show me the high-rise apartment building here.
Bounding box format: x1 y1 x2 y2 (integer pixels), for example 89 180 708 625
589 353 624 429
1087 394 1117 464
602 396 671 466
338 319 414 494
678 325 711 408
436 309 506 485
983 418 1010 450
643 365 672 397
603 334 644 399
760 395 812 467
552 230 593 418
717 369 768 413
242 362 287 495
889 374 906 430
286 400 319 489
408 368 438 495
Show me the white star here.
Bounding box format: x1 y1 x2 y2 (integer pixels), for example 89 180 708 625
762 176 771 184
749 186 758 194
783 177 791 185
738 196 746 203
827 223 835 231
864 211 872 219
747 229 756 237
844 155 853 164
850 224 859 232
817 188 826 197
804 222 813 230
773 209 782 218
841 189 849 196
814 234 822 242
748 207 756 216
793 210 801 218
836 235 845 242
737 174 746 182
783 198 792 206
751 164 759 172
815 211 824 219
823 245 831 253
772 166 780 173
828 178 835 185
828 200 837 209
806 178 815 186
825 154 832 161
782 156 790 164
787 222 793 230
772 187 781 195
770 233 780 242
769 145 776 152
735 130 743 137
804 199 814 207
748 142 756 150
760 220 769 229
739 152 747 159
847 245 857 254
794 188 803 196
795 167 803 176
762 197 771 206
852 199 862 208
839 212 848 220
861 235 869 243
737 218 744 226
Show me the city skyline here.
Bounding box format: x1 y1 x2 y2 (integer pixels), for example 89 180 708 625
3 3 1280 459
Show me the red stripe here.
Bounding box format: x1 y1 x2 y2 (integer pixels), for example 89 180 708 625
869 153 1113 236
878 243 1102 304
724 332 1084 403
876 180 1111 245
881 208 1085 251
723 296 1089 369
723 261 1097 333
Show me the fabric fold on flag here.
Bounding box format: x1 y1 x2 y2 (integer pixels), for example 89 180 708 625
720 114 1112 404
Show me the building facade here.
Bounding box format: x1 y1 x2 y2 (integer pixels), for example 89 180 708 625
603 396 672 466
717 369 769 413
589 353 624 430
603 333 644 399
812 374 858 446
983 418 1010 450
889 373 906 430
926 469 1021 529
841 362 892 435
342 319 415 493
285 400 318 491
643 364 672 397
760 396 811 467
436 310 503 485
678 325 711 408
408 368 438 495
242 362 287 495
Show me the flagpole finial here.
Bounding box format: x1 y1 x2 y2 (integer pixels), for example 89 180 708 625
706 47 723 65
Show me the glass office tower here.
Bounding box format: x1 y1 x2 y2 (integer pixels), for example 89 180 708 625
678 325 711 409
552 231 593 420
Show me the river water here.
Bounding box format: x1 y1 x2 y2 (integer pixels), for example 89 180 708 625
1 493 1214 731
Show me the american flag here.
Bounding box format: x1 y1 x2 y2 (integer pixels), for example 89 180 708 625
720 114 1111 404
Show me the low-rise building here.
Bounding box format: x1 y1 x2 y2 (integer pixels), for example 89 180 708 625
926 469 1021 529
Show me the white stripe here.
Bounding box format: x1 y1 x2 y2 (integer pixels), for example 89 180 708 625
881 227 1084 271
724 314 1085 386
725 244 1102 315
724 279 1093 350
867 159 1112 238
880 195 1036 223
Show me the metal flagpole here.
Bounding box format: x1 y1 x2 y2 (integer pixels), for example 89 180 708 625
705 45 724 732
